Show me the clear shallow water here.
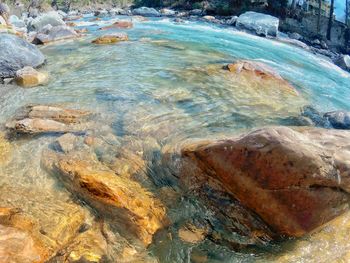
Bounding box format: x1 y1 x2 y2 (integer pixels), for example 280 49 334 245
1 15 350 262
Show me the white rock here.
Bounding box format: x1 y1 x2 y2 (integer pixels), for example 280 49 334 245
29 11 65 32
160 8 176 16
236 11 279 37
132 7 160 17
226 16 238 25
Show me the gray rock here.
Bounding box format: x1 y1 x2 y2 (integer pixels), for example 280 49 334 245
226 16 238 26
236 11 279 37
132 7 160 17
334 55 350 72
189 9 203 16
29 11 65 32
324 110 350 129
160 8 176 16
289 32 302 40
34 25 78 44
9 15 26 28
0 34 45 78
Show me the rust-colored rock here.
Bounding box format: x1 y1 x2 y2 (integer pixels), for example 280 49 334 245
92 33 128 44
181 127 350 237
100 20 133 30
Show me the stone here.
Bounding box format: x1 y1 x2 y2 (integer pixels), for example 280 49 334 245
0 33 45 78
224 60 298 95
29 11 65 31
236 11 279 37
9 15 26 29
24 105 91 124
289 32 302 40
203 15 215 21
132 7 160 17
178 223 208 244
109 8 128 16
56 133 78 153
34 25 79 44
5 104 91 134
15 66 49 87
334 55 350 72
92 33 128 44
189 9 203 16
100 20 133 30
324 110 350 129
181 126 350 238
6 118 69 134
226 16 238 25
160 8 176 16
42 150 168 246
0 133 12 165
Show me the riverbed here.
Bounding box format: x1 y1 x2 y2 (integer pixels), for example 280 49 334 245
1 14 350 262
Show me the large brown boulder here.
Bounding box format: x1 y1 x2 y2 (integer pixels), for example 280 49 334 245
181 127 350 237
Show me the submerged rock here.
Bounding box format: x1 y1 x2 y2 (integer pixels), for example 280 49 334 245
180 126 350 238
92 33 128 44
15 66 49 87
0 133 12 165
132 7 160 17
224 60 298 95
236 11 279 37
0 33 45 78
42 144 168 246
6 105 91 134
100 20 133 30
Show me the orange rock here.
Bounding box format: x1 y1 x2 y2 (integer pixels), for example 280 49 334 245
181 127 350 237
225 60 298 95
100 20 133 30
92 33 128 44
43 151 168 246
66 22 77 27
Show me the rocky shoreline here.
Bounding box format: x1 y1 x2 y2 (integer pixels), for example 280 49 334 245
0 3 350 263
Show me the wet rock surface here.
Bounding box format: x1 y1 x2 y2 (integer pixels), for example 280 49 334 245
15 66 49 87
180 126 350 237
92 33 128 44
5 105 92 134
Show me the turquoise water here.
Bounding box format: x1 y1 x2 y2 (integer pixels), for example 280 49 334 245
1 14 350 262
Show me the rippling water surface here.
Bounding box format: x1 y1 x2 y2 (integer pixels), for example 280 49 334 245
1 14 350 262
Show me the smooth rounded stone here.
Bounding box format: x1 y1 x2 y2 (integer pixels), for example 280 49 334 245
132 7 160 17
34 25 79 44
0 133 12 165
15 66 49 87
29 11 65 31
6 118 69 134
0 33 45 78
56 133 79 153
324 110 350 129
334 55 350 72
236 11 279 37
100 20 133 30
92 32 128 44
42 148 168 246
180 126 350 238
109 8 128 16
160 8 176 16
94 9 109 17
202 15 215 21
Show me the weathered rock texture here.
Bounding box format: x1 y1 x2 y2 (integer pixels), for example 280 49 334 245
180 126 350 237
15 66 49 87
